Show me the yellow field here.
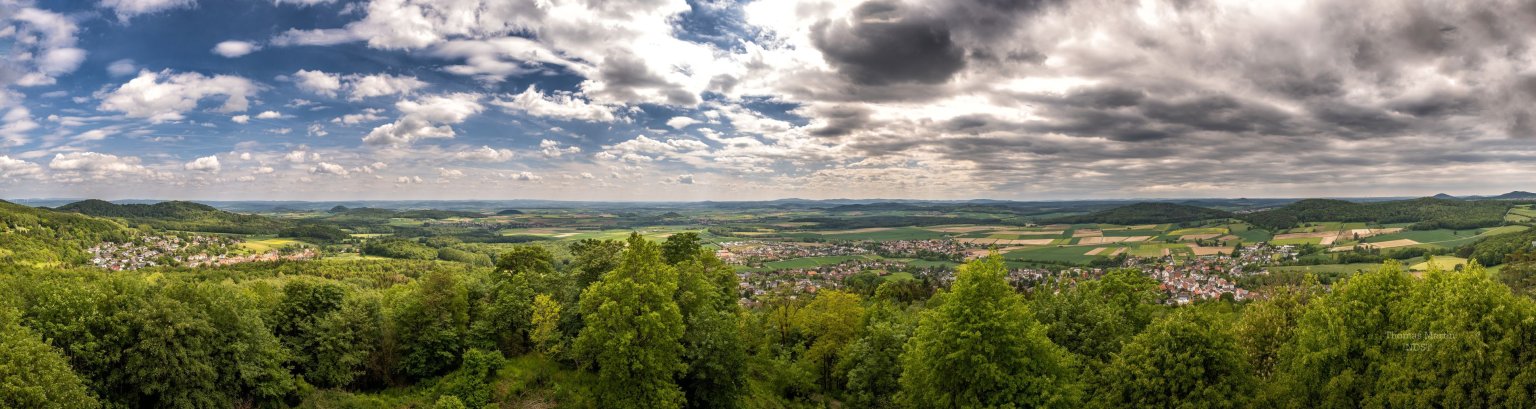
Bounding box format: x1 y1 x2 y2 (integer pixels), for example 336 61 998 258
241 238 303 252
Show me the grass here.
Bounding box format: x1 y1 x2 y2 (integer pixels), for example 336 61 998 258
789 227 949 241
1130 243 1188 257
1169 227 1227 236
1003 245 1106 264
240 237 303 252
1412 256 1469 271
1272 237 1323 246
1269 263 1387 275
1234 228 1272 243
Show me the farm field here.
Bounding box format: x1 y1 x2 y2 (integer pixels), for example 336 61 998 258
240 237 304 252
1412 256 1470 271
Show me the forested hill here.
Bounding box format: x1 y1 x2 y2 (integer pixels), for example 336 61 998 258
55 199 292 234
1242 197 1514 231
1046 202 1235 225
0 200 133 266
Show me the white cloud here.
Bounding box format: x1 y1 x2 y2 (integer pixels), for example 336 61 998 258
332 108 386 125
183 155 221 172
437 167 465 178
273 0 336 6
212 40 260 58
99 0 196 22
666 116 698 129
1 107 39 147
48 152 147 178
254 166 275 174
307 123 328 137
269 28 360 47
676 174 695 184
491 85 617 122
0 156 44 179
453 145 516 162
538 139 581 158
256 110 282 119
291 69 343 97
106 59 137 76
231 115 250 124
362 93 483 146
290 70 427 100
97 70 259 123
237 175 256 182
396 175 424 184
346 74 428 100
310 161 349 176
10 8 87 86
509 171 540 181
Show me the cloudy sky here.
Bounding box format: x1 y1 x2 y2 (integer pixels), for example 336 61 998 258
2 0 1535 201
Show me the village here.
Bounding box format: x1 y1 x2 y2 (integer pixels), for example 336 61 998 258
88 235 318 270
728 239 1300 305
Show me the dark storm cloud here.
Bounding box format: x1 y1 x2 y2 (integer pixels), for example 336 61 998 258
811 1 967 85
594 52 699 105
810 105 873 137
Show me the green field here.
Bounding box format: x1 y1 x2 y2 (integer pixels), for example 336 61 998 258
1168 227 1227 236
1130 243 1189 257
1412 256 1469 271
1269 263 1387 275
1003 245 1106 264
1234 228 1272 243
1508 206 1536 222
240 237 303 252
1272 237 1322 246
792 227 949 241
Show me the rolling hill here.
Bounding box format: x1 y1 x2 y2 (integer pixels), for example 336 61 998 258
1046 202 1234 225
55 199 292 234
0 200 135 266
1243 197 1513 231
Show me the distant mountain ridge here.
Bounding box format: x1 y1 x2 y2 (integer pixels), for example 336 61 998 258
1046 202 1235 225
54 199 292 234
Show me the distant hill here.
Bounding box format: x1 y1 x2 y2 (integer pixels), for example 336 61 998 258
1242 197 1513 231
55 199 292 234
496 209 523 215
0 201 134 266
1046 202 1234 225
1431 193 1459 200
1493 191 1536 200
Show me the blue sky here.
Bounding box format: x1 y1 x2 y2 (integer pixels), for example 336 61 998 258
3 0 1536 200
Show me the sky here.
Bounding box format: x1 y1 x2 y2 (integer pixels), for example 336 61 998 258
1 0 1535 201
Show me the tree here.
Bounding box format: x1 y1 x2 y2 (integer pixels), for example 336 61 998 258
1030 268 1160 363
675 251 747 409
662 232 703 265
530 293 563 355
1275 260 1536 407
792 290 865 394
899 255 1080 408
394 269 470 380
1233 276 1320 380
0 308 98 409
1097 308 1256 408
1496 250 1536 296
838 304 913 409
574 233 687 409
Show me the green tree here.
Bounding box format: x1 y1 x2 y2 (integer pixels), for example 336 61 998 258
838 304 913 409
792 290 865 394
394 269 470 380
530 293 563 355
675 251 747 409
662 232 704 265
574 234 687 408
1097 308 1256 408
899 255 1080 408
0 308 98 409
1275 260 1536 407
1030 268 1160 363
1233 276 1320 380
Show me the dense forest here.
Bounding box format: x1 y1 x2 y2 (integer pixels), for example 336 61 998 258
1242 198 1515 230
55 199 294 234
5 200 1536 408
1046 202 1235 225
4 231 1536 407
